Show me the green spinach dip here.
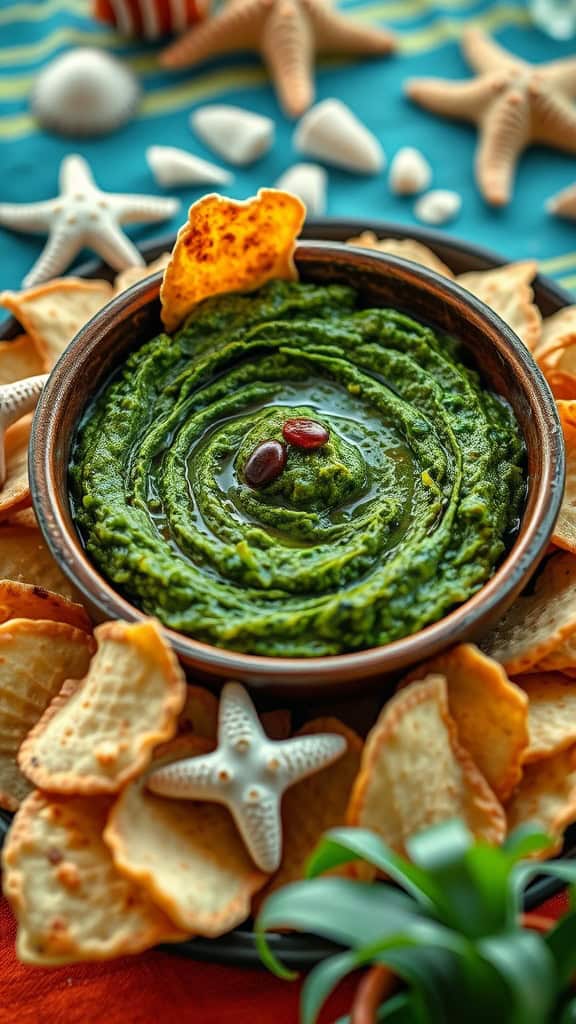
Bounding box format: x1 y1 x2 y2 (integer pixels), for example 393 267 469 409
71 280 525 657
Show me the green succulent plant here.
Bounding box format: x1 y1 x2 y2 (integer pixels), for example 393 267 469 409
256 821 576 1024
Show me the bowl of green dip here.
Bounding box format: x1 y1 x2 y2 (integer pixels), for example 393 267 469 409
29 241 564 696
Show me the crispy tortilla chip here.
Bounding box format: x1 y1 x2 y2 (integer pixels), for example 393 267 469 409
535 628 576 672
457 262 542 351
104 736 267 937
5 508 37 529
0 619 94 811
346 232 454 279
0 415 32 520
403 645 528 802
256 719 362 904
0 279 114 369
160 190 306 332
546 370 576 401
347 676 505 854
19 619 186 794
2 790 186 965
178 684 218 739
535 306 576 369
0 522 82 601
551 401 576 554
514 673 576 763
505 746 576 857
0 335 44 386
481 553 576 674
115 254 170 293
0 579 91 632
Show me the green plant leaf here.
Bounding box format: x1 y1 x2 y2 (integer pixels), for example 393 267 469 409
300 951 359 1024
510 860 576 922
375 992 428 1023
255 878 419 978
478 930 558 1024
545 912 576 985
503 825 554 860
558 995 576 1024
305 828 441 909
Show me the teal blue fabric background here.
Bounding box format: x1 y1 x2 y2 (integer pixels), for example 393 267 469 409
1 0 576 291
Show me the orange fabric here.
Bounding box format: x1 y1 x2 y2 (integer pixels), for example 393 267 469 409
0 892 568 1023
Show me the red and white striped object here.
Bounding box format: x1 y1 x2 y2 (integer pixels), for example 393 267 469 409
93 0 209 38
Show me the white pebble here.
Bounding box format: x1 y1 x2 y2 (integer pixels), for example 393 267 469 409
389 147 432 195
414 189 461 226
275 164 327 216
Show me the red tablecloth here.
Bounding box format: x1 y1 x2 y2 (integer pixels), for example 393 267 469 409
0 892 568 1024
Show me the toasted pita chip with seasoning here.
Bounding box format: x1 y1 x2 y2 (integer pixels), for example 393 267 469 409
0 335 44 386
160 190 306 332
534 306 576 369
19 619 186 795
255 719 362 904
347 676 506 854
115 254 170 293
457 262 542 351
0 522 81 601
403 645 528 802
0 579 91 632
0 279 114 369
534 629 576 672
2 790 187 965
104 736 267 937
346 232 454 279
505 746 576 857
550 401 576 554
0 415 32 520
481 553 576 674
513 673 576 763
0 619 94 811
177 684 218 739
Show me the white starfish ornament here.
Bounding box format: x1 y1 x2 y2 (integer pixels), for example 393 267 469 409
147 682 347 872
0 375 48 486
0 155 179 287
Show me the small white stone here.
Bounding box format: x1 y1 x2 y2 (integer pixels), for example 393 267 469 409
294 98 385 176
31 48 140 138
414 189 462 226
389 147 432 196
190 105 275 166
275 163 327 216
147 145 232 188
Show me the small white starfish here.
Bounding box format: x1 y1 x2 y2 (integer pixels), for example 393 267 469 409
0 375 48 486
0 154 180 287
147 682 347 872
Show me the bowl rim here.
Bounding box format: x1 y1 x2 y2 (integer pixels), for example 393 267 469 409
29 239 565 690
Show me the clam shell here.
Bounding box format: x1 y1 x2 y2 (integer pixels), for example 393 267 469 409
147 145 232 187
31 48 140 138
98 0 207 38
190 105 275 166
389 147 432 196
275 163 327 216
293 99 384 176
414 189 462 226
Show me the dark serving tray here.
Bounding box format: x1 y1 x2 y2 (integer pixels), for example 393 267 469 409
0 218 573 968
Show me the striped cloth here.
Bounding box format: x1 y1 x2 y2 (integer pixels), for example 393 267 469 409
1 0 576 292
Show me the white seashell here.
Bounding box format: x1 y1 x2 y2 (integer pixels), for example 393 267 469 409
190 105 275 166
147 145 232 188
0 375 48 487
30 49 140 138
293 99 384 176
274 163 327 217
389 147 432 196
414 189 462 226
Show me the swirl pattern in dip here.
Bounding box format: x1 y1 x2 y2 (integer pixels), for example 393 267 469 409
71 281 525 657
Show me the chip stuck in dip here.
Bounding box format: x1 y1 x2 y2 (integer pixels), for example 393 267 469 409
70 191 526 658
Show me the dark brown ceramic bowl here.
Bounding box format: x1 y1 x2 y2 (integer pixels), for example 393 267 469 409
29 241 564 697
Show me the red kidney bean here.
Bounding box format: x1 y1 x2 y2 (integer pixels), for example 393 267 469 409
282 418 329 450
244 440 287 488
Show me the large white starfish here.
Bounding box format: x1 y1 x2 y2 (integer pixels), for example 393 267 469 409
0 154 179 287
147 681 347 872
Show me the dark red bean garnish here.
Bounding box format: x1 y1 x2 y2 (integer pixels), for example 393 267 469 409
282 418 329 450
244 440 287 488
